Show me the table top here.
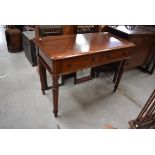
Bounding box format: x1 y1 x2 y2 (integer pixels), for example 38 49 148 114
35 32 134 60
109 26 155 36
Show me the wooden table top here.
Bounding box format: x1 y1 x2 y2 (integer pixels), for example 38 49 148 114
35 32 134 60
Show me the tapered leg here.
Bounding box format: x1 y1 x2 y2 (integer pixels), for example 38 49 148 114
38 58 48 95
90 67 96 78
52 75 60 117
74 72 77 84
113 62 121 84
114 60 126 92
95 66 100 78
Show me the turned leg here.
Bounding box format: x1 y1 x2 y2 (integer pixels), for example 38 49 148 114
114 60 126 92
38 58 48 95
52 75 60 117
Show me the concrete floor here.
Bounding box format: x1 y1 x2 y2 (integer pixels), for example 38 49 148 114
0 26 155 129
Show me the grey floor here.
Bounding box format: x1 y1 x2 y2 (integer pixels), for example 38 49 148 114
0 26 155 129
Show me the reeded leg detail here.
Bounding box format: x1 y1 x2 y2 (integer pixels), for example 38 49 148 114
52 75 60 117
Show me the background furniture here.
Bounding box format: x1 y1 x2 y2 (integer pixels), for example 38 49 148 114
129 89 155 129
22 31 37 66
35 32 134 117
75 25 99 34
106 25 155 71
5 28 22 52
95 25 155 77
63 25 75 35
38 25 63 37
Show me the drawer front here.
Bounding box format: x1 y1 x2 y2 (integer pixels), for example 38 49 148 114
98 49 130 65
61 49 130 73
61 55 99 73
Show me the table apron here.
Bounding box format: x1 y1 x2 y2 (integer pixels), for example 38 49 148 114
59 48 131 74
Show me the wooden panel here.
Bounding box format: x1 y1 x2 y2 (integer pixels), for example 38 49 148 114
130 37 155 47
126 37 155 69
